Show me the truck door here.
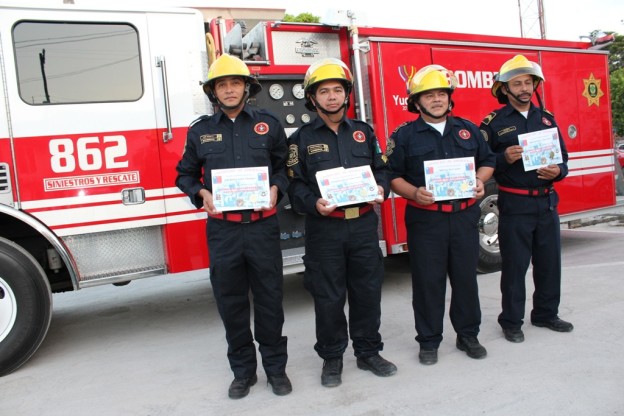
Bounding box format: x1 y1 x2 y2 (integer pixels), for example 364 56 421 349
540 51 615 214
4 8 165 231
0 6 207 281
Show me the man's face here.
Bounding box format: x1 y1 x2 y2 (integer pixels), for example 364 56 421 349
504 74 534 106
312 80 346 112
417 89 450 119
213 76 246 107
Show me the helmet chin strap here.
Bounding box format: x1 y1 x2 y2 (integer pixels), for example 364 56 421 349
313 96 349 122
217 84 250 111
503 83 533 106
417 103 452 121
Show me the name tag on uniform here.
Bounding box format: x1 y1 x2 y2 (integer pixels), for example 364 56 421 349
200 134 222 144
307 144 329 154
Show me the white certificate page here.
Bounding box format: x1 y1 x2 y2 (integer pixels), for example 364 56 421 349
211 166 271 211
315 165 379 207
519 127 563 171
423 156 476 201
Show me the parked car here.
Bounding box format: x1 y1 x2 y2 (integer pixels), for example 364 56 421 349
617 143 624 168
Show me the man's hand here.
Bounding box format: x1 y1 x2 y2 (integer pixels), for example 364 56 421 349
199 189 220 215
504 145 524 164
473 178 485 199
537 164 561 180
315 198 338 216
414 186 435 206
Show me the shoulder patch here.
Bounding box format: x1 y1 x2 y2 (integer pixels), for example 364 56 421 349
256 108 281 123
391 121 409 135
385 137 395 156
480 129 489 142
481 111 498 126
352 119 374 129
287 144 298 167
189 115 210 128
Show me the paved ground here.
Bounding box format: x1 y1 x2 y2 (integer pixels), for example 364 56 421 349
1 221 623 416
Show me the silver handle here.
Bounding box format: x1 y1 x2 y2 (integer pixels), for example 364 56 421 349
156 56 173 143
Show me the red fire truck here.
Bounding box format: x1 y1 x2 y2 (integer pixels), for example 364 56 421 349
0 2 616 376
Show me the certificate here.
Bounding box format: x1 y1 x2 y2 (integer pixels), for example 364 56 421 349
423 157 476 201
519 127 563 171
315 165 379 207
211 166 271 211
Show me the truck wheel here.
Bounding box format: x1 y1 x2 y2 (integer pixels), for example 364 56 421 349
0 237 52 377
477 182 502 273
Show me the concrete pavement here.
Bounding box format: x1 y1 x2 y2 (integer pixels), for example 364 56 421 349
1 223 623 415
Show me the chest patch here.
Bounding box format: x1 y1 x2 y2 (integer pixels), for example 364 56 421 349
307 144 329 155
200 134 222 144
497 126 517 136
254 122 269 135
458 129 471 140
353 130 366 143
542 117 552 126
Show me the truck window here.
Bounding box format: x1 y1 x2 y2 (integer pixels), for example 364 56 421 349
12 21 143 105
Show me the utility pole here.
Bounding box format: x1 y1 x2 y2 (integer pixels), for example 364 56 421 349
517 0 546 39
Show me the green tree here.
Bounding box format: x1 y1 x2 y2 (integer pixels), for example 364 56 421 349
606 34 624 135
610 68 624 136
282 13 320 23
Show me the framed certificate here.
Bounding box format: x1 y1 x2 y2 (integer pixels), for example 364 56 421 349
315 165 379 207
519 127 563 171
211 166 271 211
423 157 476 201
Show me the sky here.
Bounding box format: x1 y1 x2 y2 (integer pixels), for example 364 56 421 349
278 0 622 42
30 0 623 42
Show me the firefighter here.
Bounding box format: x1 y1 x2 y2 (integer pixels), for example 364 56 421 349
479 55 573 343
287 58 397 387
387 64 495 365
175 54 291 399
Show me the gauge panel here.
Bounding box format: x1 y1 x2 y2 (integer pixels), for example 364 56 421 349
268 83 284 100
292 83 305 100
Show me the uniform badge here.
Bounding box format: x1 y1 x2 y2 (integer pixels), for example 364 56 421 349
480 129 489 142
353 131 366 143
200 134 222 144
542 117 552 126
307 144 329 154
459 129 471 140
385 137 395 156
287 144 299 167
481 111 497 126
497 126 516 136
254 122 269 135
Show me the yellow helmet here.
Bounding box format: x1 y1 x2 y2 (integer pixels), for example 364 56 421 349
303 58 353 93
202 54 261 102
303 58 353 111
406 65 457 113
407 64 457 96
491 55 545 98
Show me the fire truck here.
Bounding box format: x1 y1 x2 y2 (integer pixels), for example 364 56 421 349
0 2 616 376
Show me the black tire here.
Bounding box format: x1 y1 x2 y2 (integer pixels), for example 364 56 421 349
0 237 52 377
477 181 502 274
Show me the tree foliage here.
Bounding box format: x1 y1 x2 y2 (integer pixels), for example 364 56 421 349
606 34 624 135
610 68 624 135
282 13 320 23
